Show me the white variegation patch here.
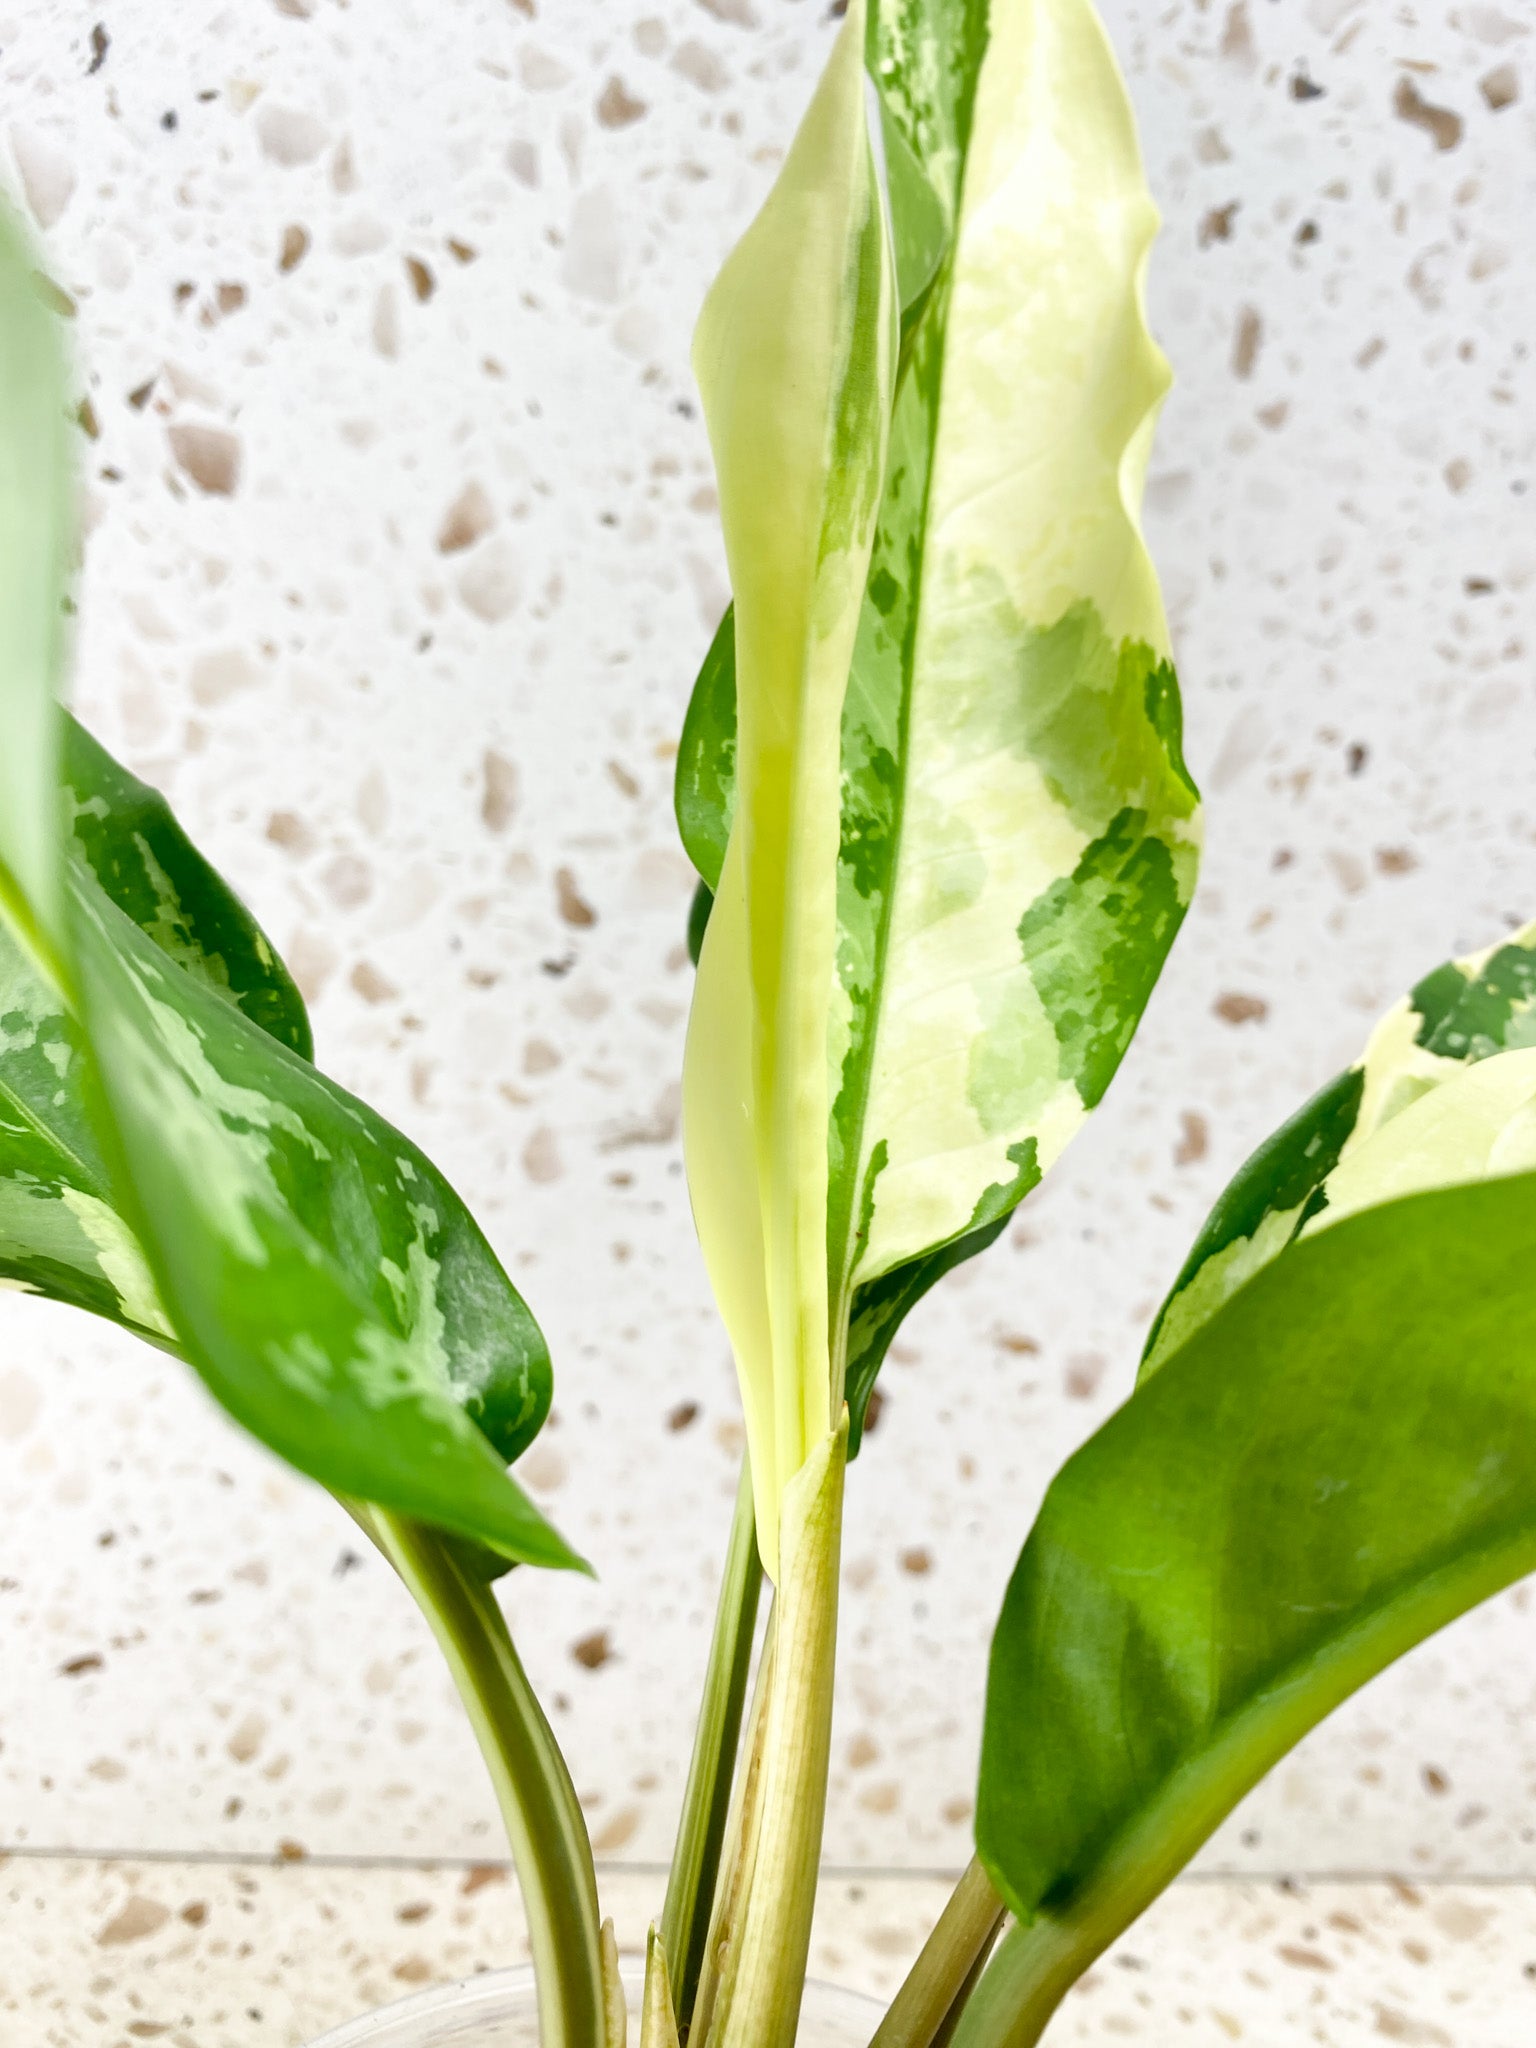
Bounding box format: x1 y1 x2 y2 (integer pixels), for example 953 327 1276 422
1306 1048 1536 1238
1350 919 1536 1147
58 1185 175 1337
130 831 238 997
1144 920 1536 1380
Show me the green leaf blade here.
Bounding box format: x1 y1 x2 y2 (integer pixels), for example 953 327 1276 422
63 717 313 1060
67 872 574 1568
974 1172 1536 2014
675 607 736 896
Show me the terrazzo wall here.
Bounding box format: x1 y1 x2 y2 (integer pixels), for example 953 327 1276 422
1 0 1533 1888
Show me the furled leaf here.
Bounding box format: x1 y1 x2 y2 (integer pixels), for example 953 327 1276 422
0 207 70 983
678 0 1198 1470
0 205 576 1573
965 1170 1536 2047
1143 920 1536 1377
682 0 897 1577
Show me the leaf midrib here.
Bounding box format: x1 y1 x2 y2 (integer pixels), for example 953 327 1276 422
830 66 991 1339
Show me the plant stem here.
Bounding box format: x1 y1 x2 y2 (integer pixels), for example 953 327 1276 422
694 1419 847 2048
928 1912 1005 2048
943 1904 1113 2048
691 1600 777 2048
361 1507 607 2048
867 1858 1005 2048
660 1456 764 2035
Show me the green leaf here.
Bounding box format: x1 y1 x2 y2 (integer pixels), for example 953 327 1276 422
0 713 317 1343
0 203 576 1574
965 1170 1536 2048
682 0 897 1577
64 716 313 1060
876 97 950 343
678 0 1199 1480
675 607 735 896
0 757 567 1558
843 1209 1008 1456
1143 919 1536 1377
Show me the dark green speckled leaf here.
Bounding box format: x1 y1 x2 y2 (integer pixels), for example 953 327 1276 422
0 204 576 1573
0 711 313 1345
64 717 312 1060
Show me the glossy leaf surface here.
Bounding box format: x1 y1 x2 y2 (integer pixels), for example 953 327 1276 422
0 212 575 1572
65 718 313 1059
682 0 896 1575
969 1171 1536 2046
1143 920 1536 1377
678 0 1199 1486
0 715 313 1340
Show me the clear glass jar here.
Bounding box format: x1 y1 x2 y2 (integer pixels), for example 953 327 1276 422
307 1962 884 2047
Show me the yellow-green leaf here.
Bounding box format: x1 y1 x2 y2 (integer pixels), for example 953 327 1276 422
683 0 896 1577
0 205 71 985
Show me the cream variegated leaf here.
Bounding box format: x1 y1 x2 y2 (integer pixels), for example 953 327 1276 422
1305 1047 1536 1235
682 0 896 1577
839 0 1198 1309
678 0 1198 1467
1142 920 1536 1377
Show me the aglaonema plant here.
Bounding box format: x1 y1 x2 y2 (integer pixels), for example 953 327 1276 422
2 1 1532 2046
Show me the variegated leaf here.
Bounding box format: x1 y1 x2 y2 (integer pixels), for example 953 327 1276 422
677 0 1198 1462
682 0 897 1577
0 205 578 1574
65 718 312 1059
1143 920 1536 1378
0 715 309 1341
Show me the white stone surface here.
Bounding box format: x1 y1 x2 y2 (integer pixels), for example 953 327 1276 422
6 1860 1536 2047
0 0 1534 1943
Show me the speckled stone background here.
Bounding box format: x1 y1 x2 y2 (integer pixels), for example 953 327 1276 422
1 0 1533 2039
